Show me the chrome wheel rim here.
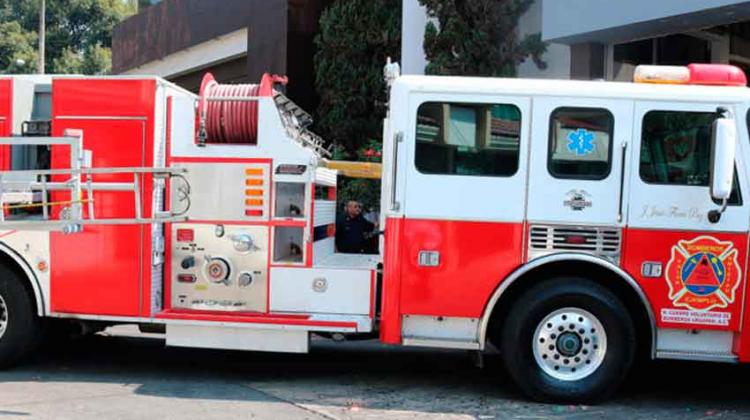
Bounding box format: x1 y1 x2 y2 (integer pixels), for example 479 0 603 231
0 294 7 340
532 307 607 381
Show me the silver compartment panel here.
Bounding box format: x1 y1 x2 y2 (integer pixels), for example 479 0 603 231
171 223 269 312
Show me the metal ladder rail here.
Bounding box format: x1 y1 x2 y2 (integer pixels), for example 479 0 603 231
0 136 191 231
0 166 189 231
0 136 85 225
273 94 331 157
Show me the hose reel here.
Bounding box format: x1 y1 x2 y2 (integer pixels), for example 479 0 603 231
197 73 288 146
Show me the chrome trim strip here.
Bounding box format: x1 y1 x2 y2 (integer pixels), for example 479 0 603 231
477 252 656 357
47 312 359 333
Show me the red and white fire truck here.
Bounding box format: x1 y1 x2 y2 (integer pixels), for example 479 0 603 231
0 62 749 402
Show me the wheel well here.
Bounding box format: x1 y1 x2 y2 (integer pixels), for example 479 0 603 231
486 259 653 359
0 249 42 316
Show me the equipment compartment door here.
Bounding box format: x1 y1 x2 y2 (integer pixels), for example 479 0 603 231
526 98 633 227
50 119 147 316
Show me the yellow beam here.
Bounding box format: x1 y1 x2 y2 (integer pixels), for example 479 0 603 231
322 160 382 179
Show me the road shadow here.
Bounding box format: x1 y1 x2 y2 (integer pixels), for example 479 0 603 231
0 331 748 419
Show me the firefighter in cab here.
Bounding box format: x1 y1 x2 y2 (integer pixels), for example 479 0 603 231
336 200 377 253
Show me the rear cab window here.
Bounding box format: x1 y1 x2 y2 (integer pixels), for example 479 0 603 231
415 102 521 177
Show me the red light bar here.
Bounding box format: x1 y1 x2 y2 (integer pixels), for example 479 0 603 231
688 64 747 87
177 274 196 283
176 229 194 242
565 235 587 245
634 64 748 87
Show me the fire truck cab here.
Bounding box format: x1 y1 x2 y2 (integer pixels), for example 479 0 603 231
0 63 749 402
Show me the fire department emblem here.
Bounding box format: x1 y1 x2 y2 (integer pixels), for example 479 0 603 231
665 236 742 311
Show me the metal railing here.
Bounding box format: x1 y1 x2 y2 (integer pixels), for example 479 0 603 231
0 136 189 232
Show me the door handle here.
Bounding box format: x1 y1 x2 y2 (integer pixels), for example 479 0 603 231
617 141 627 223
390 132 403 212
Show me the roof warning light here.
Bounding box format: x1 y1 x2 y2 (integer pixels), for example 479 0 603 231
634 64 747 86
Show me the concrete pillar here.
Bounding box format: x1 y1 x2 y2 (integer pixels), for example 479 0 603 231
401 0 430 75
570 42 606 80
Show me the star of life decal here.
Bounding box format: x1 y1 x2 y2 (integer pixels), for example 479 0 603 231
566 128 596 156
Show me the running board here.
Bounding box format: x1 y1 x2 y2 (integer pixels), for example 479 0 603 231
402 337 480 350
655 328 736 363
401 315 481 350
166 324 309 353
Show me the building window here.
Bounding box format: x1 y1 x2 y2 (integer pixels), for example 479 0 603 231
613 34 713 82
415 102 521 177
548 107 613 180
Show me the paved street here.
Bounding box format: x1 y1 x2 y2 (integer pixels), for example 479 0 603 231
0 326 749 419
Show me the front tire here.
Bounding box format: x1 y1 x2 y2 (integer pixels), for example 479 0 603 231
498 277 635 403
0 265 41 368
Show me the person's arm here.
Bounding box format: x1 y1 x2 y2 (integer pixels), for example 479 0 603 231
363 218 375 233
335 216 344 251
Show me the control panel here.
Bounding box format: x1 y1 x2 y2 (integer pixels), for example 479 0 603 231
171 223 268 312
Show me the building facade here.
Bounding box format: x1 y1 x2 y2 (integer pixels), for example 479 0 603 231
112 0 330 111
403 0 750 83
114 1 750 113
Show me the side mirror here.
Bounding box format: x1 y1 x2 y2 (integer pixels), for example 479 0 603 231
708 111 737 223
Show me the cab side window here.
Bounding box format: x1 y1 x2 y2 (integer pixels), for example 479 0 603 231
548 107 614 180
640 110 741 204
415 102 521 177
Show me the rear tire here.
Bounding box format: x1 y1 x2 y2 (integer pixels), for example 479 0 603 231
0 265 41 368
498 277 635 403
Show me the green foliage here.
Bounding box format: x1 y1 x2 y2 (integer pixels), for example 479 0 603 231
82 43 112 75
338 177 381 214
314 0 401 157
52 48 84 74
337 138 383 212
0 21 37 73
419 0 547 76
355 138 383 162
315 0 400 213
0 0 135 74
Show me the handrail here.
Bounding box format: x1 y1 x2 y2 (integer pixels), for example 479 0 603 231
390 132 403 212
0 136 190 232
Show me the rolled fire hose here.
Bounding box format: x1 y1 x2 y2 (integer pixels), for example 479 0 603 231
198 72 287 144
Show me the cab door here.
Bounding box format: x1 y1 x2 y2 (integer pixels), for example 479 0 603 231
621 101 749 335
394 93 531 320
526 97 633 227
